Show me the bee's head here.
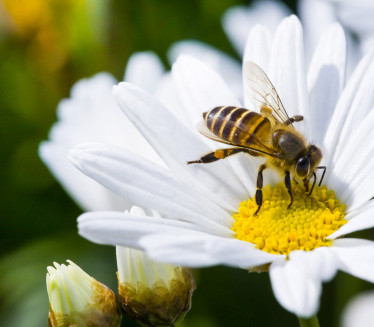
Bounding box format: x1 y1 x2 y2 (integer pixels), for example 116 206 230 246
295 145 322 179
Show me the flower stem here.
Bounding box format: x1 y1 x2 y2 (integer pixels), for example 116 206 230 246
298 315 320 327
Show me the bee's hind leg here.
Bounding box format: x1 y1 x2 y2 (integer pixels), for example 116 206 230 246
187 151 221 164
254 164 267 215
285 171 293 209
187 148 247 164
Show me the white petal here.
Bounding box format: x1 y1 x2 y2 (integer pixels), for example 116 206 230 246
168 40 242 101
171 55 240 128
362 36 374 54
39 142 128 211
78 210 281 269
77 211 201 249
333 0 374 38
243 25 272 107
289 248 338 282
116 246 178 287
113 79 248 210
153 72 186 120
269 15 308 119
54 73 163 165
69 143 234 234
300 0 359 76
326 109 374 210
243 24 271 70
39 72 149 211
307 23 346 147
222 0 290 55
328 202 374 239
141 233 226 267
324 46 374 169
298 0 337 64
222 5 250 55
123 51 165 93
270 253 323 318
331 238 374 283
140 233 282 268
342 291 374 327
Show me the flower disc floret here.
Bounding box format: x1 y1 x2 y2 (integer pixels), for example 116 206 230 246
232 183 347 255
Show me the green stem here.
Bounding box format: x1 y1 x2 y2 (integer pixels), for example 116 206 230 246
298 315 320 327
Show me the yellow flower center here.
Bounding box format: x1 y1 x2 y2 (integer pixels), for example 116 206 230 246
232 183 347 256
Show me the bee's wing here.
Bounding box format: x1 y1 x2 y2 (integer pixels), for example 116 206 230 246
196 121 281 159
244 61 292 126
196 121 233 146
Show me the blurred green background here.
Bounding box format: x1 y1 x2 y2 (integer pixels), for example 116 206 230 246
0 0 372 326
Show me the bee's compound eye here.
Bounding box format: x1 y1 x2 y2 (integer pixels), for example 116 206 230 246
296 156 310 177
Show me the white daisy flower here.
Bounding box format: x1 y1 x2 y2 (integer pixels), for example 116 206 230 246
72 16 374 319
341 290 374 327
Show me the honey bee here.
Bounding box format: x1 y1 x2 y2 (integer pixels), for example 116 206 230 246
187 61 326 214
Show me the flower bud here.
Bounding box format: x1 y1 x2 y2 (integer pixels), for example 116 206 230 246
117 246 195 326
46 260 121 327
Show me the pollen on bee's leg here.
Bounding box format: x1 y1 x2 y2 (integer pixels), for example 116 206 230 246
214 149 226 159
231 183 347 256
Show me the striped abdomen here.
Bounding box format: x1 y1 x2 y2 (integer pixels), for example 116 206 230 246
203 106 271 146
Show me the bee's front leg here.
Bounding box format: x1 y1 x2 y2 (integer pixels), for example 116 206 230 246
254 164 266 215
285 171 293 209
308 173 317 195
303 178 309 193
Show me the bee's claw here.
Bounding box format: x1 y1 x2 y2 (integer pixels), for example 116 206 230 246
186 160 201 165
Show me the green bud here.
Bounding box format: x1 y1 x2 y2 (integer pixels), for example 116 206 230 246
46 260 121 327
116 247 195 326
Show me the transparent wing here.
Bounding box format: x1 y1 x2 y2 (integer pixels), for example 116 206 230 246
196 121 232 145
196 121 280 159
244 61 291 126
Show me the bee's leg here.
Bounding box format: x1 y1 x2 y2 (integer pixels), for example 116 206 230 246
285 115 304 125
254 164 267 215
285 171 293 209
187 148 247 164
317 166 327 186
187 152 221 164
308 173 317 195
303 178 309 193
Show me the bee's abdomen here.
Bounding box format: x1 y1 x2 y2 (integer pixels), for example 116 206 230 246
203 106 270 145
